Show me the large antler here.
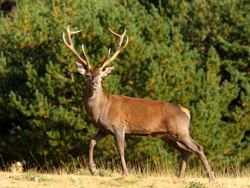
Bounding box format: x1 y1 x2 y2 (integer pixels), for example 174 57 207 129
63 25 91 70
100 28 128 70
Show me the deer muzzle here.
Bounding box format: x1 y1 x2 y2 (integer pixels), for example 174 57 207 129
91 81 99 88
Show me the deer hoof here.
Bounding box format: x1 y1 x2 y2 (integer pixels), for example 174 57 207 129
122 171 128 177
178 174 184 179
89 163 96 175
209 173 215 182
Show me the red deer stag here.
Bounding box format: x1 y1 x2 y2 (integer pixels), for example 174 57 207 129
63 26 215 182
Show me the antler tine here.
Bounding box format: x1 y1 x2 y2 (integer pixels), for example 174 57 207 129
81 44 90 67
63 25 91 70
100 28 128 70
102 48 111 65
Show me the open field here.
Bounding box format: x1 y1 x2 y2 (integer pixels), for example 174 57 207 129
1 170 249 188
1 158 249 188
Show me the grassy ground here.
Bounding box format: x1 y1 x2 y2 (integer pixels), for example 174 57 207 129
1 158 249 188
0 168 249 188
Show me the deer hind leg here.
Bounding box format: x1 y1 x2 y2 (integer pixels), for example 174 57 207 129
161 135 189 178
179 136 215 182
89 130 108 175
114 129 128 176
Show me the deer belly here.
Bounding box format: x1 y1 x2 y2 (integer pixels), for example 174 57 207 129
124 118 166 135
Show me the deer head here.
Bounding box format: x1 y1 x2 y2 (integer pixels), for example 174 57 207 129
63 26 128 91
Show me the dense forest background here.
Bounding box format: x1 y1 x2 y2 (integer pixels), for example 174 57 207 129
0 0 249 171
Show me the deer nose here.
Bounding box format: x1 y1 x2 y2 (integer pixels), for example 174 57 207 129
91 81 98 87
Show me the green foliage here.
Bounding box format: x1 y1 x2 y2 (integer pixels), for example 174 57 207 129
0 0 249 171
7 171 54 182
188 180 206 188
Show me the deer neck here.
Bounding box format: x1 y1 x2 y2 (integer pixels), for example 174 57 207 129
84 83 107 122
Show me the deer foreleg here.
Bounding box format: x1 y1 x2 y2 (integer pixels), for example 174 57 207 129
115 129 128 176
89 130 107 175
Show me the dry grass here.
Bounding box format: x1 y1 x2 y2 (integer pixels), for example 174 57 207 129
0 168 249 188
1 157 249 188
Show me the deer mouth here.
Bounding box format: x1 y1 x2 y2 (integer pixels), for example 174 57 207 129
91 84 100 90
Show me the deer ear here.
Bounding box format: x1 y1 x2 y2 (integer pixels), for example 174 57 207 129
102 65 115 77
75 61 87 76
